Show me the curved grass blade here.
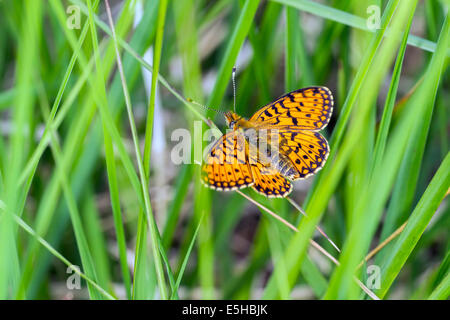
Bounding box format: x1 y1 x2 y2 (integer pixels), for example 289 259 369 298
271 0 445 54
104 0 168 300
170 217 203 300
262 0 406 299
379 152 450 298
1 0 43 298
428 268 450 300
0 199 115 300
87 0 132 299
206 0 261 116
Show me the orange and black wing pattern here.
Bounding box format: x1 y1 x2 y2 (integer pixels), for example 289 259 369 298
249 86 333 131
201 86 334 197
201 131 254 191
249 161 292 198
274 129 329 180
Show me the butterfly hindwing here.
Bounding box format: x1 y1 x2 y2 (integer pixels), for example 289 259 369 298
272 129 329 180
249 86 333 131
250 161 292 198
201 131 254 190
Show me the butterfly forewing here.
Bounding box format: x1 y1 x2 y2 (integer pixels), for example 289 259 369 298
201 131 254 190
249 86 333 131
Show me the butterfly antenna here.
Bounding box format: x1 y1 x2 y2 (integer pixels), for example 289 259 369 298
187 98 225 115
232 66 237 113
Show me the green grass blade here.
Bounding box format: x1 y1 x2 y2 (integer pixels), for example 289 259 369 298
0 0 42 298
143 0 168 171
86 0 132 299
371 18 411 174
162 164 193 249
271 0 445 54
0 199 115 300
103 0 169 300
19 0 138 298
12 211 115 299
206 0 261 114
428 269 450 300
285 7 298 91
324 1 424 299
376 14 450 297
379 152 450 298
262 0 404 299
171 218 203 299
266 219 291 299
82 191 114 293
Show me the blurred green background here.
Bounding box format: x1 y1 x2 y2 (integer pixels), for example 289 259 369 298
0 0 448 300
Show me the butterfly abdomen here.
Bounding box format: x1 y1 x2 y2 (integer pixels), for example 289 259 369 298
271 154 298 180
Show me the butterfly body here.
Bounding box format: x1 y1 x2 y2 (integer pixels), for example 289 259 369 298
202 87 333 198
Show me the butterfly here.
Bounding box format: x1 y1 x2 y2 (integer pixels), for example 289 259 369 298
201 86 333 198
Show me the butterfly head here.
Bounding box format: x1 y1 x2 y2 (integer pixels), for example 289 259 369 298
224 111 242 130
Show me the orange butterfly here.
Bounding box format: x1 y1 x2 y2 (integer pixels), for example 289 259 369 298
201 87 333 198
